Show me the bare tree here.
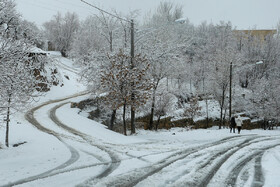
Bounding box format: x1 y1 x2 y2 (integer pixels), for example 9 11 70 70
0 0 20 39
70 16 105 59
139 28 177 130
149 1 183 24
154 92 174 131
43 12 79 57
138 1 188 130
184 95 202 127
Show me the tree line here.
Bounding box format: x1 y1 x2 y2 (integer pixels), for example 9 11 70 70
42 1 280 134
1 1 279 139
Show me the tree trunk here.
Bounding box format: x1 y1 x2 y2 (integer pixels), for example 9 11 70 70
219 106 223 130
223 107 227 128
219 88 225 129
156 115 161 131
149 88 156 130
123 104 127 136
190 78 192 93
149 81 159 130
167 77 169 91
206 98 209 128
109 109 116 130
124 29 127 48
5 95 11 147
203 77 209 128
131 107 135 134
109 31 113 52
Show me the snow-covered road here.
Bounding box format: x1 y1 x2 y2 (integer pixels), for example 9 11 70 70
0 54 279 187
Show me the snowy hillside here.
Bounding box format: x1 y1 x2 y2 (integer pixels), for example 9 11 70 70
0 54 280 187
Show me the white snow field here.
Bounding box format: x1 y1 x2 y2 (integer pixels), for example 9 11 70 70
0 53 280 187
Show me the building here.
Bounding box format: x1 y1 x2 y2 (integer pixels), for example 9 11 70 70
234 29 277 41
233 29 277 51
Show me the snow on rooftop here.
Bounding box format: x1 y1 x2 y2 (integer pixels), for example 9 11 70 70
175 18 188 23
29 46 47 54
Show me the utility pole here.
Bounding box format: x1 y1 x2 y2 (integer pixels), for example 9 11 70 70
130 19 136 134
229 62 232 120
5 93 11 147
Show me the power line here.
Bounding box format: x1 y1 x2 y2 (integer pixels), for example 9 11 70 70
55 0 93 11
21 0 92 21
80 0 131 23
37 0 92 17
30 0 72 13
36 0 74 11
21 1 58 13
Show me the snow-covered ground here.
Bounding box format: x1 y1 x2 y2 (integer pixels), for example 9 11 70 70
0 53 280 187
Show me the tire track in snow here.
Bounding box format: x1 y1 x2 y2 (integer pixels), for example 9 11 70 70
1 95 88 187
49 102 120 182
196 136 259 187
252 153 265 187
0 92 89 187
51 102 182 167
132 136 260 187
104 135 273 187
1 161 117 187
127 135 277 187
158 136 279 187
1 141 80 187
161 137 255 187
95 136 250 187
23 101 176 186
179 136 277 187
134 136 256 187
82 150 107 163
52 57 80 74
225 143 280 187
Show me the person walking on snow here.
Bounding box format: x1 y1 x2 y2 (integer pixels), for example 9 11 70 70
230 116 236 133
236 116 243 134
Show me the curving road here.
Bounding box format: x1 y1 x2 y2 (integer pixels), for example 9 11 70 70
1 92 119 187
31 98 279 187
49 102 121 181
3 99 279 187
26 99 280 187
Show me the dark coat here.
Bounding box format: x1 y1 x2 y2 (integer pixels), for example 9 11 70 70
230 117 236 128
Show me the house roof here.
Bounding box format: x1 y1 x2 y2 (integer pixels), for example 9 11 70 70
29 46 47 54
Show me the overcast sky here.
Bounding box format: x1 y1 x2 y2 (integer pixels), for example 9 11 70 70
16 0 279 29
